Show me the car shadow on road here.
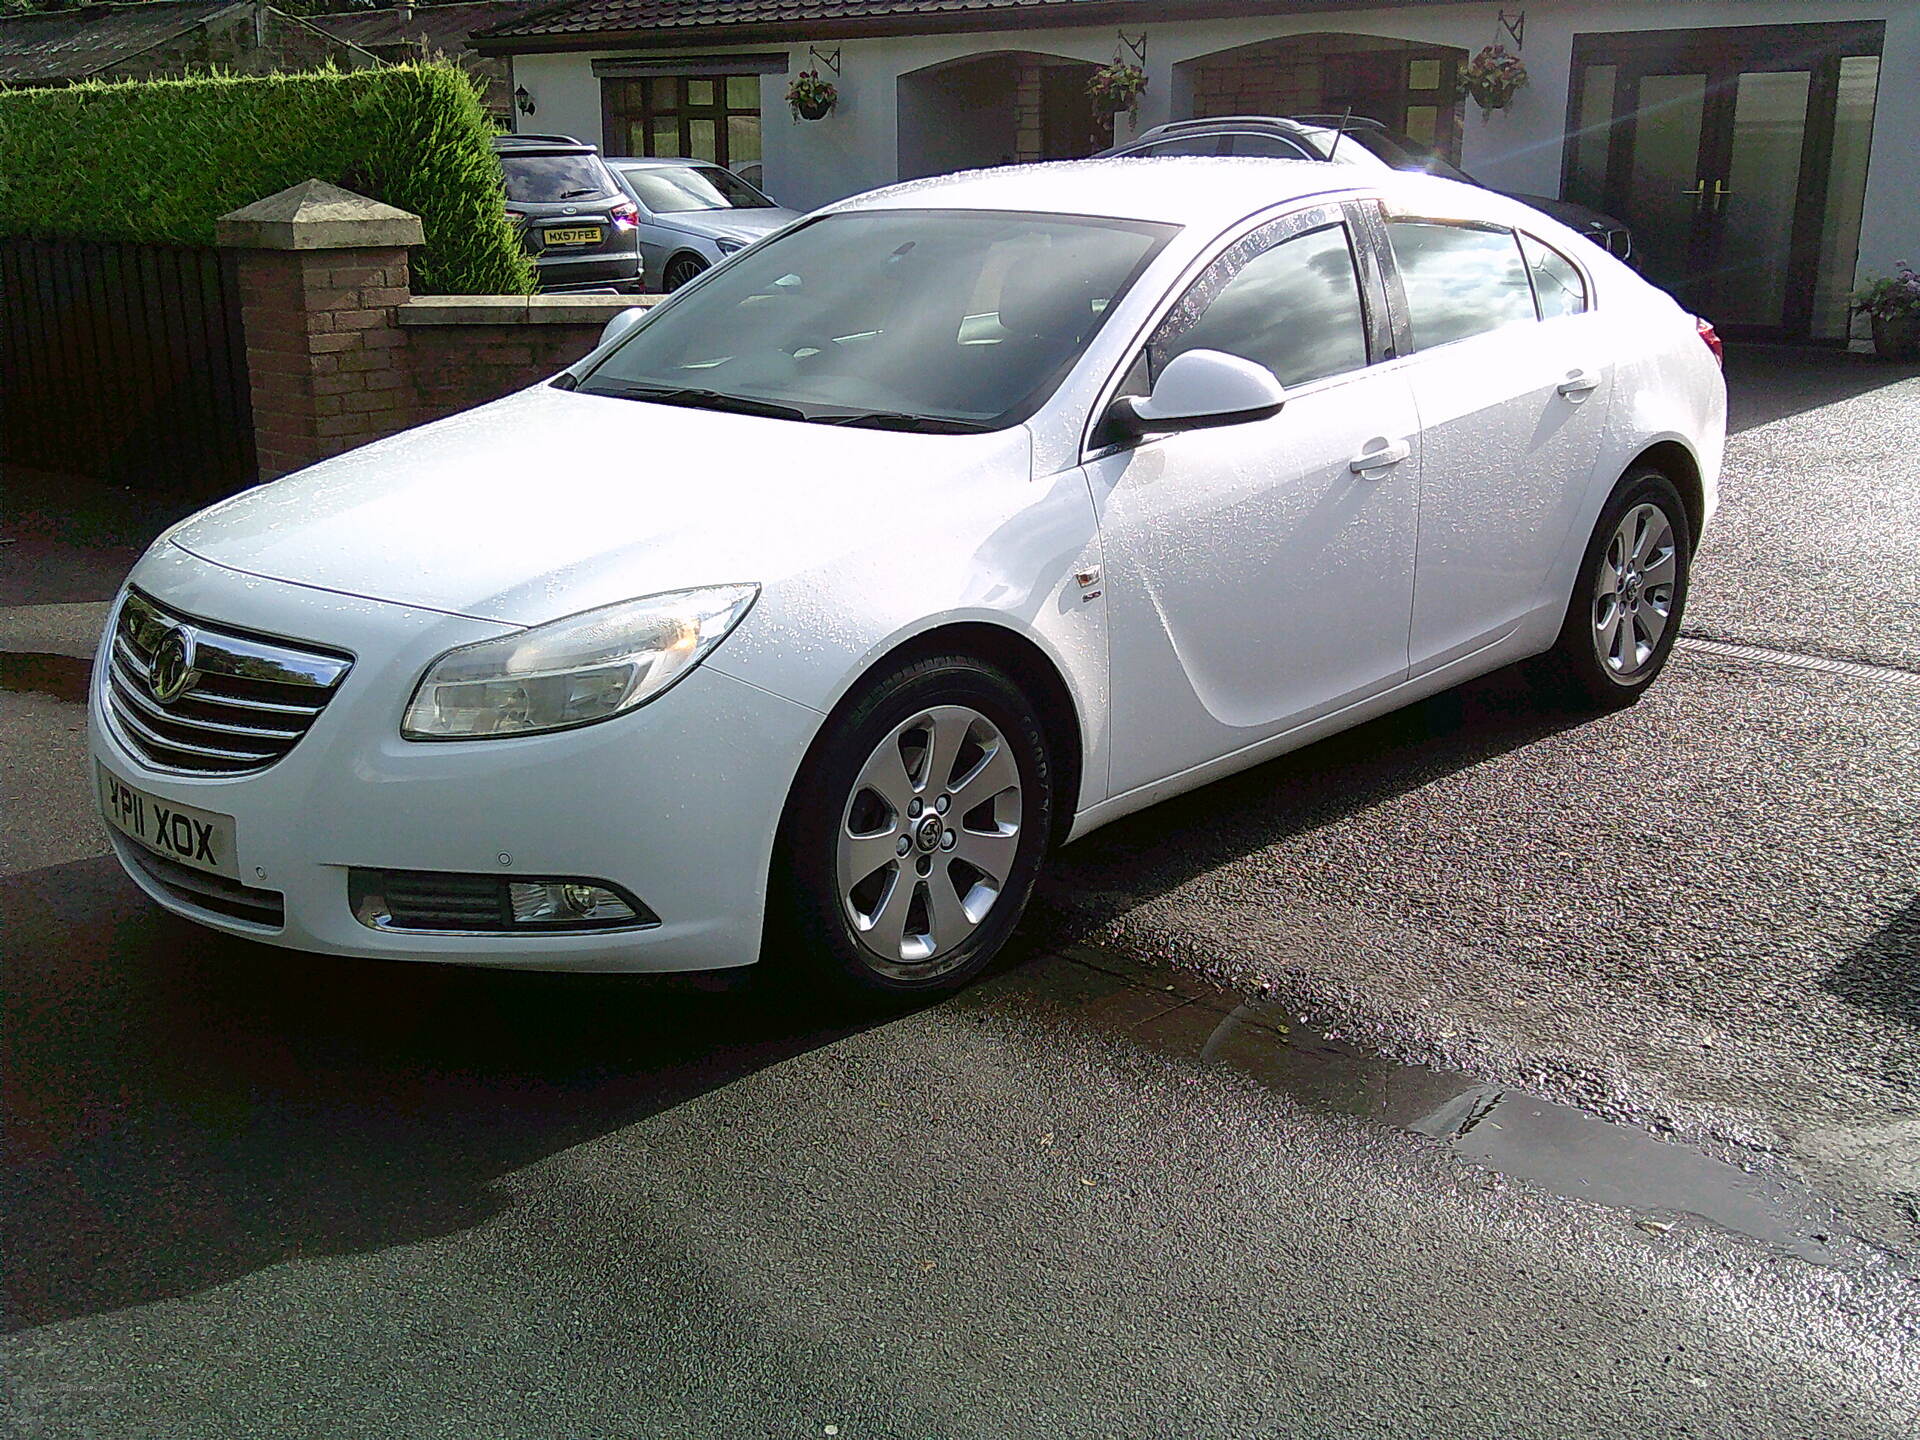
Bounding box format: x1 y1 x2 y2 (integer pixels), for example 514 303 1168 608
0 855 885 1333
1026 664 1586 962
1 666 1582 1335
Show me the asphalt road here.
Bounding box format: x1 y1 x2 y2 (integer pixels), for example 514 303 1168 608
3 348 1917 1438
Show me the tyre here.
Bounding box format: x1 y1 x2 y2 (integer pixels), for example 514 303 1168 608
772 654 1054 1002
664 255 709 292
1537 468 1693 710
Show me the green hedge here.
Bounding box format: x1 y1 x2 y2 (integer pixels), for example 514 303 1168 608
0 64 532 294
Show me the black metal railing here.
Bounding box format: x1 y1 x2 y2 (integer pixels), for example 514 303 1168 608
1 236 255 496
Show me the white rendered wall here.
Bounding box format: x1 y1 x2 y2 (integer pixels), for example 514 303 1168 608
508 1 1915 291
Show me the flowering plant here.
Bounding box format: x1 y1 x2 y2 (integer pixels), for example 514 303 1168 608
1460 44 1529 114
786 69 837 121
1088 61 1148 121
1852 261 1920 320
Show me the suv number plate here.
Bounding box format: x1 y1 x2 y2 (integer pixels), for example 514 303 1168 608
545 225 604 246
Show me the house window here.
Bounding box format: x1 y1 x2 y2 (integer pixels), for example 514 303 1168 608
602 75 762 168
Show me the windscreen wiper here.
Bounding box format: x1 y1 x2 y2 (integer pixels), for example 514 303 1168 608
812 411 993 434
587 381 808 421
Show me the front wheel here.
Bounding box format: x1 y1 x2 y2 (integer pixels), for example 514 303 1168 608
1537 469 1693 710
771 655 1054 1002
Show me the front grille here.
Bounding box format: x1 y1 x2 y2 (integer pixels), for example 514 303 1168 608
105 590 351 776
114 834 285 929
372 871 507 930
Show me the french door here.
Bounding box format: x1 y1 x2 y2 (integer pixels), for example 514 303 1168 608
1565 23 1881 340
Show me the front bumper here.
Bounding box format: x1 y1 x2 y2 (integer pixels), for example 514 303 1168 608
89 549 821 972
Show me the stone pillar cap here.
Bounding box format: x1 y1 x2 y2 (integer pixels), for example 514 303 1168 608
216 179 424 251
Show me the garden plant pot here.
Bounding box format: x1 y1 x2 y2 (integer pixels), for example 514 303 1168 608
795 97 833 121
1869 311 1920 361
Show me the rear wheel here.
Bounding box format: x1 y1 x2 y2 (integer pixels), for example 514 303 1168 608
1537 469 1692 709
772 655 1053 1002
663 255 708 292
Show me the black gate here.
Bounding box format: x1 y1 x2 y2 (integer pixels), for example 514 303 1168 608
1 236 255 497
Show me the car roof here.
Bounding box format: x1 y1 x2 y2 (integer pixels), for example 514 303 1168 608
492 133 598 156
604 156 723 170
827 158 1573 249
831 156 1367 228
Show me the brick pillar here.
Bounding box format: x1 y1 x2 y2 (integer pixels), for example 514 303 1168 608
216 180 423 480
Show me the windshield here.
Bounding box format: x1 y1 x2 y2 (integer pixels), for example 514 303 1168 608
1304 124 1476 184
501 153 620 204
577 209 1175 430
619 164 777 213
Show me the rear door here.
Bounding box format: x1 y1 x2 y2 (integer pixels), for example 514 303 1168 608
1375 214 1616 672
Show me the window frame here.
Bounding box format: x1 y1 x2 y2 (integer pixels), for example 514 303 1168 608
600 73 763 170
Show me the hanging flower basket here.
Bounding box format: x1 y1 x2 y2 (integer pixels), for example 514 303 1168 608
787 70 837 121
1088 62 1147 122
1460 44 1529 117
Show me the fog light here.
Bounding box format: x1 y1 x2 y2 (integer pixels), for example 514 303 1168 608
509 880 636 925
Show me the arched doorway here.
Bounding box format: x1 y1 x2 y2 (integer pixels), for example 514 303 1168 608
1176 32 1468 163
898 52 1110 180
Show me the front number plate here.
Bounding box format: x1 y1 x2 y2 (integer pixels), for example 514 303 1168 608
98 764 239 879
545 225 604 246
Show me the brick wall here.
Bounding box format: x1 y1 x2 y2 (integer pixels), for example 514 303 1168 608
398 297 651 430
232 247 413 479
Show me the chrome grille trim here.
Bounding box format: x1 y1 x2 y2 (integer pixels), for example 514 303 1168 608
104 590 352 777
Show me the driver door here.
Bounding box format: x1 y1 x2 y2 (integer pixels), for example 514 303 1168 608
1084 205 1423 795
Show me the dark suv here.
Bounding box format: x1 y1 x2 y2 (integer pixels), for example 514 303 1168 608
493 134 645 293
1099 115 1633 263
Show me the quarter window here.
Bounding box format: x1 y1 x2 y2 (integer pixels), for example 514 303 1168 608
1386 220 1536 349
1152 222 1371 389
1519 233 1589 319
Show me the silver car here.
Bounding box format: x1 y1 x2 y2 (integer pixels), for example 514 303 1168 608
605 157 799 292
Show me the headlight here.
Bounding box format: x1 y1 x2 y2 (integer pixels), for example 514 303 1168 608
714 236 747 255
402 584 758 740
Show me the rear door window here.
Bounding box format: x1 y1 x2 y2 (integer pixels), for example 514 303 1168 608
1385 220 1536 350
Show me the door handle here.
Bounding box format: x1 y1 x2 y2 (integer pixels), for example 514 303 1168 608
1350 440 1410 474
1556 371 1601 397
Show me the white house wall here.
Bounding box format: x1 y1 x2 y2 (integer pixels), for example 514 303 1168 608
509 0 1916 292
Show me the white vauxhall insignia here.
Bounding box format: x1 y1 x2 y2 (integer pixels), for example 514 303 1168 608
89 159 1726 999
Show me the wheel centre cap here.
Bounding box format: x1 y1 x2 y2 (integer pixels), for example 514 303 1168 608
915 815 944 852
1623 571 1642 607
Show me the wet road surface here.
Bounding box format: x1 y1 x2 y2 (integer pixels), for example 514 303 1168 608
3 350 1918 1436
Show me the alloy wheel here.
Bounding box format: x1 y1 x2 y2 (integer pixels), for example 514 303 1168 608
1592 502 1677 678
836 704 1023 979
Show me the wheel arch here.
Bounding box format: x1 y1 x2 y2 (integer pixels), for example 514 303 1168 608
663 249 711 286
1627 439 1705 552
782 620 1087 853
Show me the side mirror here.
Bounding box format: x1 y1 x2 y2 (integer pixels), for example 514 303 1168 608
1103 348 1287 443
596 305 649 352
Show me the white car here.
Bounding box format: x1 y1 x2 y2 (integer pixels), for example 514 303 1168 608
89 159 1726 999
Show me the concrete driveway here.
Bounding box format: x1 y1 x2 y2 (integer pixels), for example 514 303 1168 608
3 346 1916 1438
